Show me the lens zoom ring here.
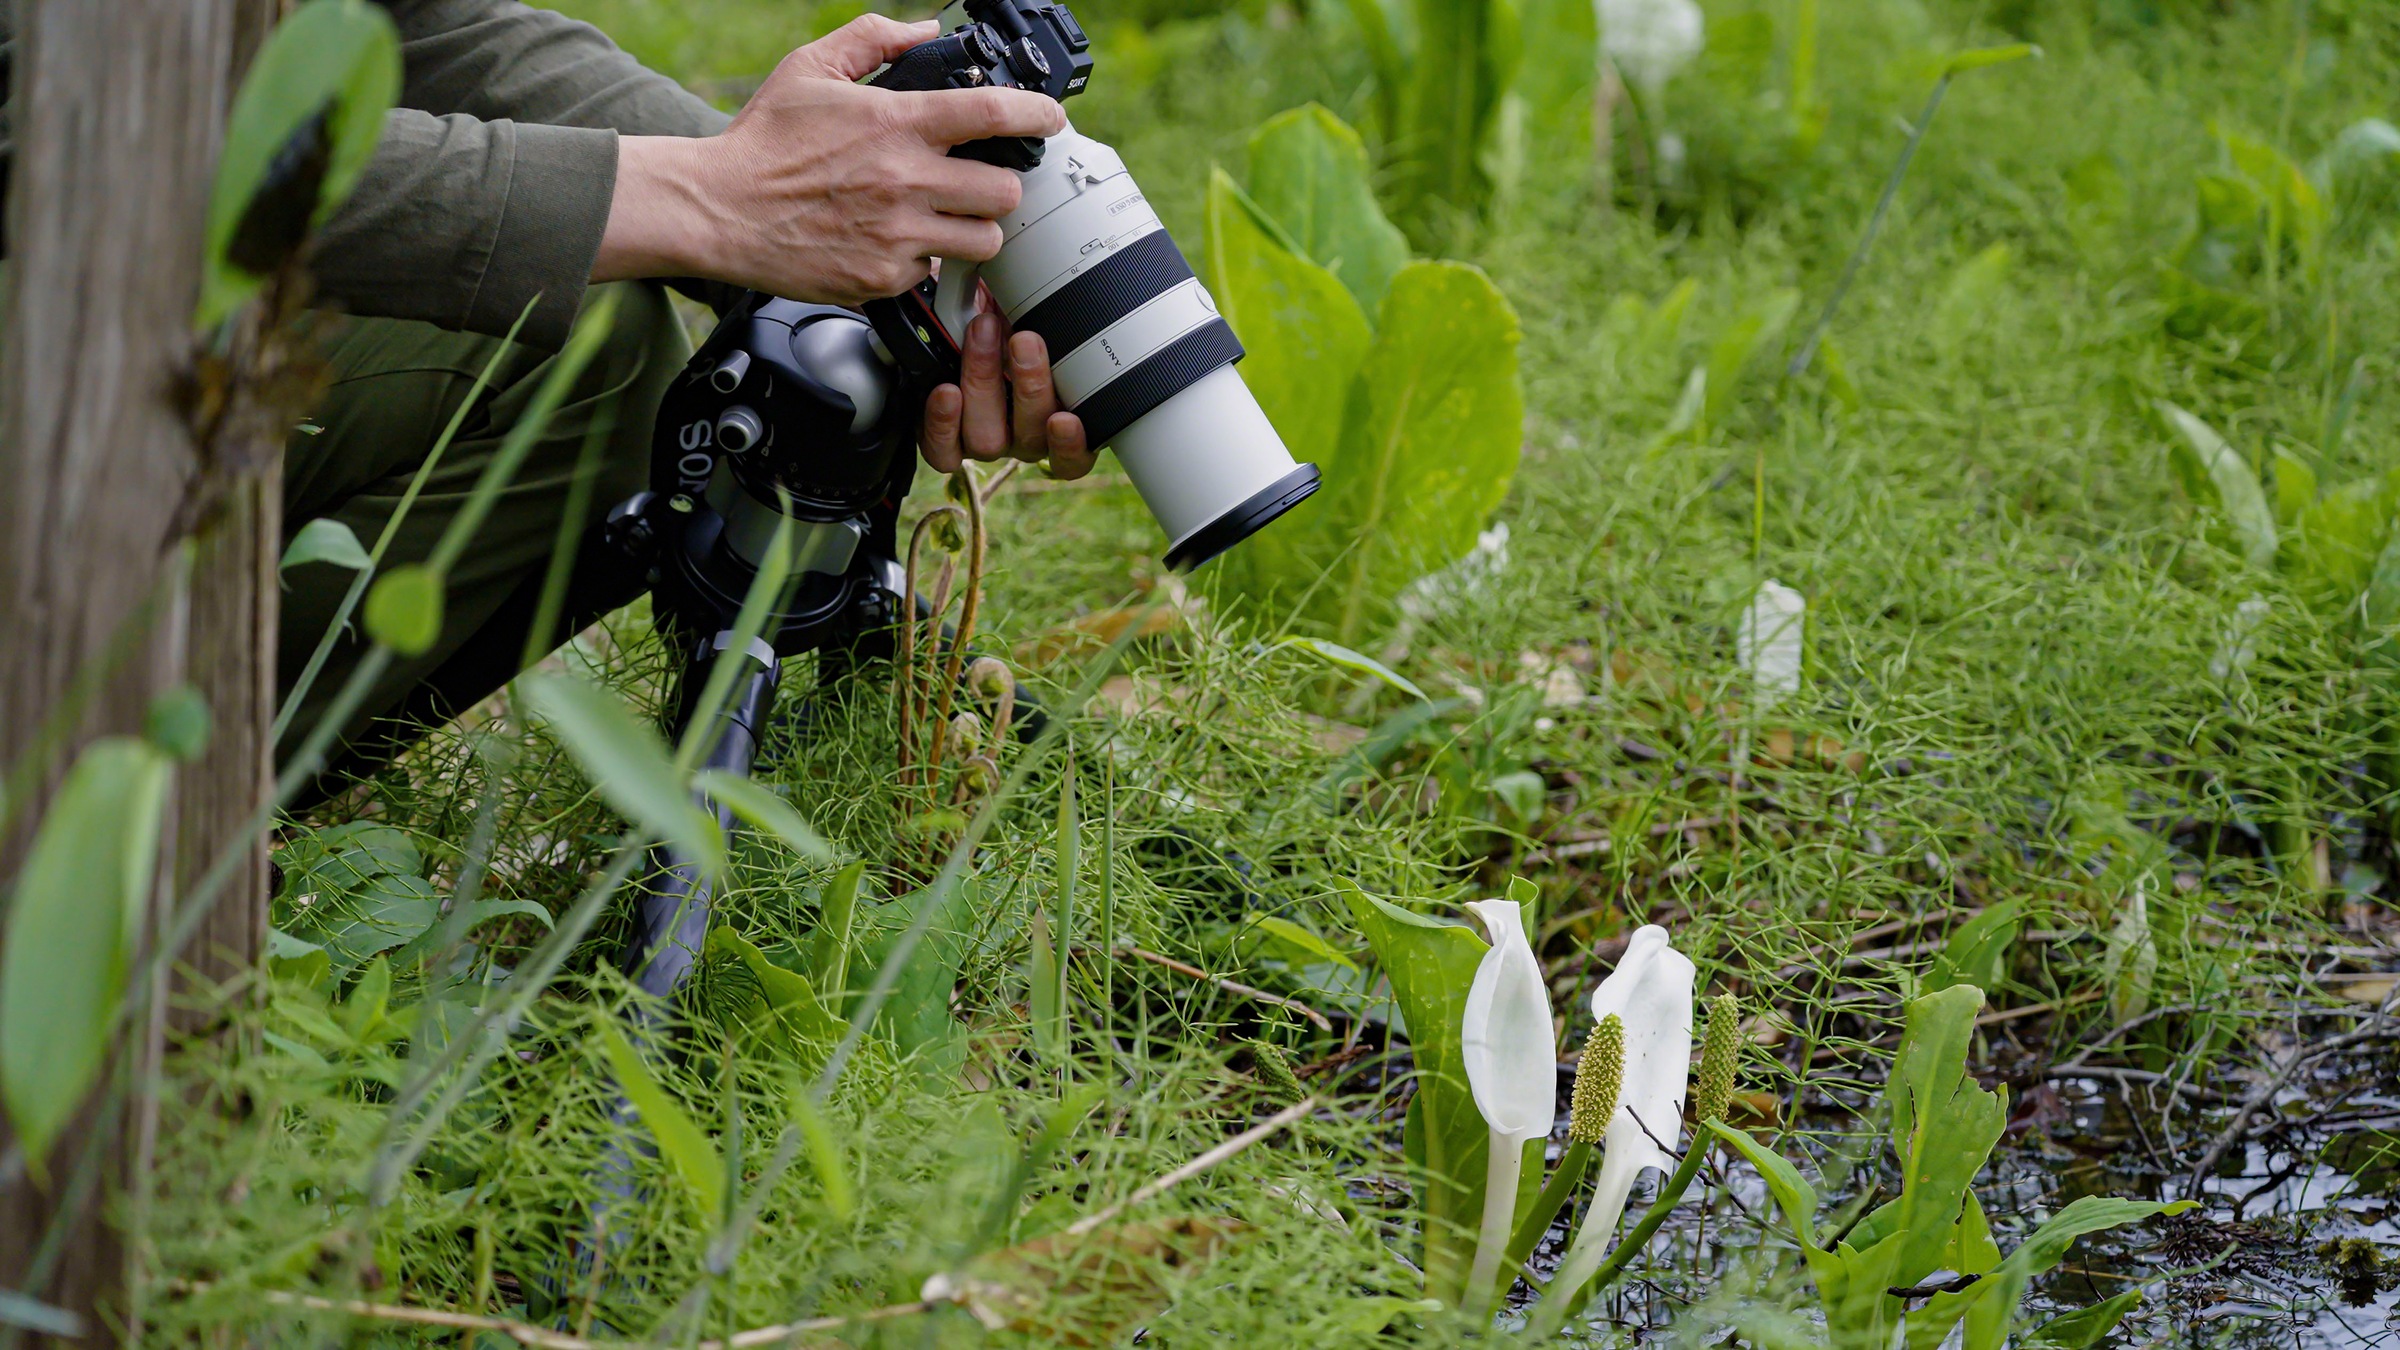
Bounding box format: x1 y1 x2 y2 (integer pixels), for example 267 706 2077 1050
1071 319 1245 450
1013 230 1194 361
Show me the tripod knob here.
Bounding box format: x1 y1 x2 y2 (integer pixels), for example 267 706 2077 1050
715 405 764 454
709 350 751 393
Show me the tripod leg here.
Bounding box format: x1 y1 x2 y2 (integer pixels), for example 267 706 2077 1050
577 636 780 1311
621 636 782 998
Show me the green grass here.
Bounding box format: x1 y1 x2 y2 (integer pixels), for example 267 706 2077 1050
141 0 2400 1343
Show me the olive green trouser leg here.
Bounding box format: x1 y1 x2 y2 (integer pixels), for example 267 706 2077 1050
277 282 689 789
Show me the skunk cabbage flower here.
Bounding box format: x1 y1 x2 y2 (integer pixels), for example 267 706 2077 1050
1568 1013 1624 1144
1598 0 1705 98
1543 925 1694 1304
1691 993 1741 1131
1739 578 1806 711
1461 898 1556 1308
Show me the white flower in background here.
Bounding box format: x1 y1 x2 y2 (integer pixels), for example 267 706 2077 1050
1598 0 1705 97
2100 883 2157 1023
1541 925 1694 1300
2211 594 2272 681
1739 578 1806 711
1460 898 1558 1308
1400 522 1512 625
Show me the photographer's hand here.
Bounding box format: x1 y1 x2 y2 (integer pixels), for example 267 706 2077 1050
597 15 1090 478
595 15 1063 303
920 313 1094 481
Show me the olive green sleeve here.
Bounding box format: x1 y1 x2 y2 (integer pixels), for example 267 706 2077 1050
309 0 735 349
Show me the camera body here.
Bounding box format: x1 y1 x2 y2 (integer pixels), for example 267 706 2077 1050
868 0 1092 168
623 0 1319 658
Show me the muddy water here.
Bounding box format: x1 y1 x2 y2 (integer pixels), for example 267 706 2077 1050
1495 1049 2400 1345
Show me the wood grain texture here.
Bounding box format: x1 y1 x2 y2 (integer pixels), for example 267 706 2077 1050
0 0 261 1336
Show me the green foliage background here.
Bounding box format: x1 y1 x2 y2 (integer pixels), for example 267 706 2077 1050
103 0 2400 1343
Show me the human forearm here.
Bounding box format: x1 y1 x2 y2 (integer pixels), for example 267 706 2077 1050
591 135 727 287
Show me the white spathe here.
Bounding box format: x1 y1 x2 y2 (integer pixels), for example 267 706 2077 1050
1462 899 1557 1144
1543 924 1695 1299
1598 0 1705 96
1739 578 1806 710
1460 897 1560 1313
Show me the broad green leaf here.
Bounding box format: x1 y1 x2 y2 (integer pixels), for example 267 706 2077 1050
1704 288 1802 431
806 860 865 1011
707 926 844 1048
862 879 978 1076
1924 899 2023 995
1885 984 2007 1291
1389 0 1510 237
1318 261 1524 645
693 770 833 863
597 1019 724 1219
1341 0 1406 140
1343 881 1488 1304
267 927 333 989
2025 1288 2144 1349
281 517 372 573
2216 122 2327 279
2158 401 2277 568
199 0 401 326
0 739 171 1168
1272 636 1428 698
518 673 724 880
314 873 440 971
1204 169 1373 473
364 563 445 655
1929 1196 2192 1350
1247 105 1411 315
1708 1121 1820 1248
1509 0 1597 148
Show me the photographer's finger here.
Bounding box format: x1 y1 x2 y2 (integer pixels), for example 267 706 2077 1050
923 160 1024 220
904 86 1065 149
1044 412 1094 481
784 15 937 81
919 214 1006 263
1007 331 1059 460
959 313 1011 460
920 383 965 474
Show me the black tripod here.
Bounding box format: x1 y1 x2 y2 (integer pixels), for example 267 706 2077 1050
599 288 950 1002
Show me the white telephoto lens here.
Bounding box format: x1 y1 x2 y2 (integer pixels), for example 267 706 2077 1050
943 127 1320 568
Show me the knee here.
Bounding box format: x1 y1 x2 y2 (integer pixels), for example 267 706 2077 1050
582 281 690 503
588 280 689 396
